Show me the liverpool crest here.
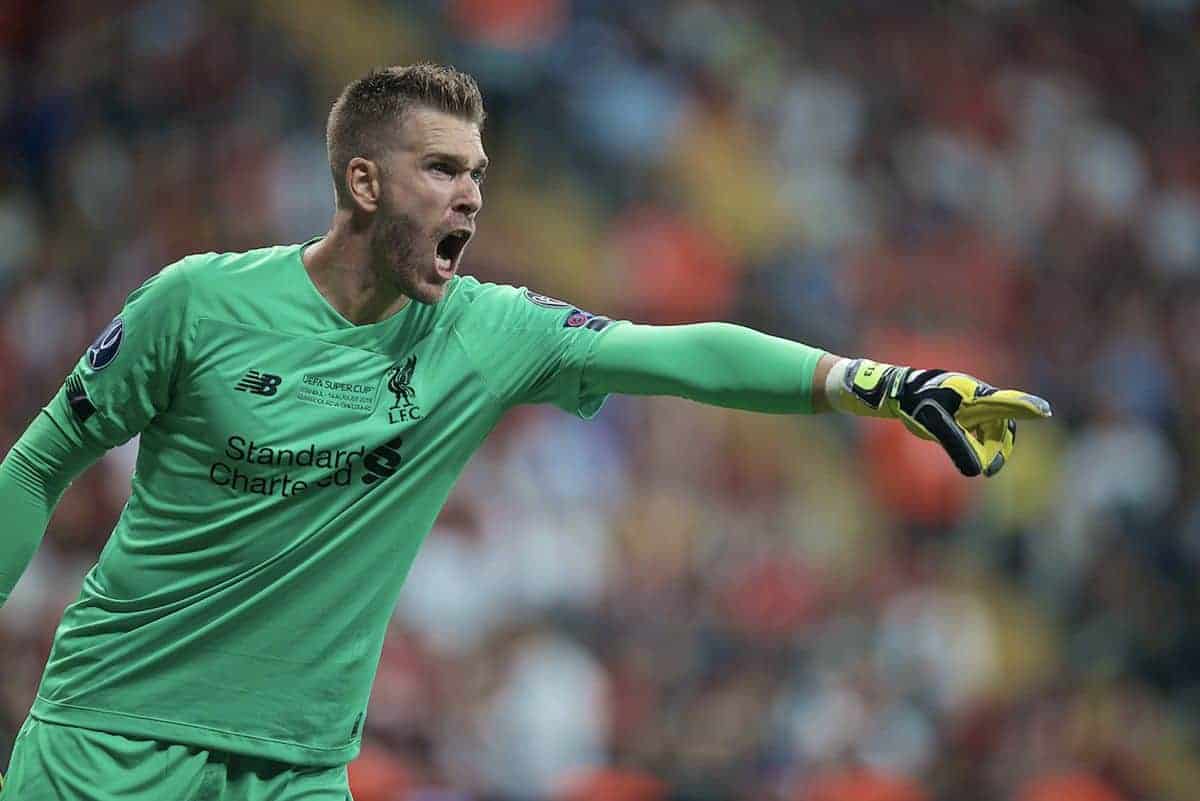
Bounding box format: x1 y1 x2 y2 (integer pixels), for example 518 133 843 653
386 355 422 424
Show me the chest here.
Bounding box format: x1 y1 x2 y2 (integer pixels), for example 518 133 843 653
168 319 494 486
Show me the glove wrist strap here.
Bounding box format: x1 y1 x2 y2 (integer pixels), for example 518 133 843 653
824 358 907 418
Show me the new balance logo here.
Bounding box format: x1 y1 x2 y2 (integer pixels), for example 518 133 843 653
235 370 283 397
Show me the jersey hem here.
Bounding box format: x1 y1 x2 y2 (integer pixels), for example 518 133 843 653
31 696 359 768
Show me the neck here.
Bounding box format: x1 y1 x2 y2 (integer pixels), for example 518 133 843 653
302 215 410 326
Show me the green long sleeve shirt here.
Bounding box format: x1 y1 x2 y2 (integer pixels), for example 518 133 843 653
0 240 822 766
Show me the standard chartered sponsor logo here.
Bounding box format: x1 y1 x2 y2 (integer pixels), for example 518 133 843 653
208 434 407 496
209 434 364 497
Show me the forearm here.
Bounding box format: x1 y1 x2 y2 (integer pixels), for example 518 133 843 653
0 405 104 605
583 321 1051 478
583 322 833 414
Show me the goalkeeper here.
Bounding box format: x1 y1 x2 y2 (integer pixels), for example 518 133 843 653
0 64 1049 800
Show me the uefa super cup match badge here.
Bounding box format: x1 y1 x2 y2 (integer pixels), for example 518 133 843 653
386 355 422 424
86 316 124 370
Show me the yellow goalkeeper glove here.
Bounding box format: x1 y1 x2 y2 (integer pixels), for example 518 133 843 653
835 359 1052 477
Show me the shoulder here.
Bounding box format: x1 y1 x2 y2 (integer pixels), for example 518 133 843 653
445 276 583 332
445 275 522 309
169 242 300 290
137 242 303 321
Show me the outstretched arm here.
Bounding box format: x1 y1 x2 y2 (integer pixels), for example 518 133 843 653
582 322 830 414
583 322 1051 477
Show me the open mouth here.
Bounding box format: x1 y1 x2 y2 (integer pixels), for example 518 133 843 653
434 229 471 277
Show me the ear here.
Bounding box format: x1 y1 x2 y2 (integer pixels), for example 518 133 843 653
346 157 381 213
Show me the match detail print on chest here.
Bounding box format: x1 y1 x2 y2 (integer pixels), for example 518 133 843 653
196 320 423 426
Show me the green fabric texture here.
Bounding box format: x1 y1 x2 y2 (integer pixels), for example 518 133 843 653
0 717 350 801
0 239 824 770
0 408 105 605
2 242 622 767
585 321 825 414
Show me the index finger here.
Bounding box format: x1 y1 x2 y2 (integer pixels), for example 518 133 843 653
955 390 1051 430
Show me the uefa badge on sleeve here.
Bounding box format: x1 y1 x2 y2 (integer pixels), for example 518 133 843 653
86 316 124 371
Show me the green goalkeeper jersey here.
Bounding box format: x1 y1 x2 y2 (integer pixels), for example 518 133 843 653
28 240 620 766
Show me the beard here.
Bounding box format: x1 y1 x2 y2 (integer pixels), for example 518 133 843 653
368 201 446 305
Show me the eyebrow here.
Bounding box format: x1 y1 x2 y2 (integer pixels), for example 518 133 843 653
427 152 488 171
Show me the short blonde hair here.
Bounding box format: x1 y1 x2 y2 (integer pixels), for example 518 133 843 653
326 64 486 208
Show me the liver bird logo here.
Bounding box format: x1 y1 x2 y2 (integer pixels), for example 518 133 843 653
387 356 418 409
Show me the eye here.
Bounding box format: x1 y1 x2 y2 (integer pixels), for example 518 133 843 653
470 169 486 185
431 162 455 177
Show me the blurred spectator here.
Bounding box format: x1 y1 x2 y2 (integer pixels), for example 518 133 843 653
795 764 929 801
349 743 416 801
1016 771 1124 801
554 768 666 801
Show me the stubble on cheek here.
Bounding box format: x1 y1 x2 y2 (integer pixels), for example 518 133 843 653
371 209 423 292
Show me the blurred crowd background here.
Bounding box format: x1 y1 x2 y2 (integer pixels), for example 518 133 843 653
2 1 1200 800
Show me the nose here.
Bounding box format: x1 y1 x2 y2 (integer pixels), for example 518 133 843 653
454 175 482 218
